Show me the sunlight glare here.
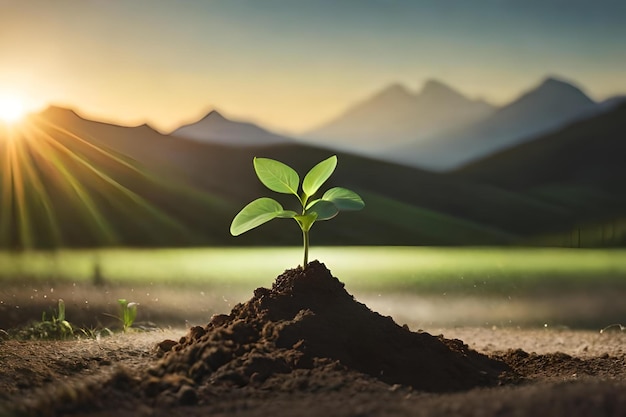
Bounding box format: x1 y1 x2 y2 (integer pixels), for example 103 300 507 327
0 93 28 124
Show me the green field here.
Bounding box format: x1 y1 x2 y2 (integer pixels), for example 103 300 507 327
1 246 625 295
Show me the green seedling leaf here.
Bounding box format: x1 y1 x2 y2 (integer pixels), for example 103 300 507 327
295 212 318 232
231 155 364 266
302 155 337 199
126 302 138 324
306 199 339 221
60 320 73 335
118 299 140 332
322 187 365 211
230 197 296 236
254 157 300 195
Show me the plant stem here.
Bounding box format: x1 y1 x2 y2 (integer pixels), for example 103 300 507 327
302 229 309 266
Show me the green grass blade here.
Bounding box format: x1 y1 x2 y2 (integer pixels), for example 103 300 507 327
58 299 66 321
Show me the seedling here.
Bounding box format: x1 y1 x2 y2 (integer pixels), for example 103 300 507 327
117 299 138 332
18 299 74 340
12 300 114 340
230 155 364 266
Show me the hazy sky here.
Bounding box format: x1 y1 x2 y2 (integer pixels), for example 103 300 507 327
1 0 625 134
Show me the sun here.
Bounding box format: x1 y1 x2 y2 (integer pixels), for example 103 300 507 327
0 93 28 125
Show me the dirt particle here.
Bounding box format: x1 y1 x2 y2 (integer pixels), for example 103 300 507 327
157 339 178 355
176 384 198 405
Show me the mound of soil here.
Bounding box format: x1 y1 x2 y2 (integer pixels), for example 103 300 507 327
146 261 511 403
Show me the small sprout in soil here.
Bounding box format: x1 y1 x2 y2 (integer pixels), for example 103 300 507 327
230 155 365 266
117 299 139 332
78 326 114 340
18 299 74 340
10 300 113 341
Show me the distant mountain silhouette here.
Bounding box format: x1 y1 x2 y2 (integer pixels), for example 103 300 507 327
384 76 598 170
0 106 237 248
172 110 291 146
451 102 626 246
597 95 626 112
301 79 494 148
2 102 624 249
455 102 626 191
0 106 564 248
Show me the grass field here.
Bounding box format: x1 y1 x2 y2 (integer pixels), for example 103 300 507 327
1 246 625 295
1 246 625 329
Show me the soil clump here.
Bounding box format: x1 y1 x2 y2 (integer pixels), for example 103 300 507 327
145 261 511 403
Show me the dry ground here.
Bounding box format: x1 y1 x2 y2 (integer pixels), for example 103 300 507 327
1 327 625 417
1 265 625 417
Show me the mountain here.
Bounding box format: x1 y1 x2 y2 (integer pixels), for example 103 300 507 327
301 79 495 148
0 106 240 248
598 95 626 112
454 102 626 191
172 110 291 146
451 102 626 246
0 107 545 248
384 76 598 170
2 104 623 249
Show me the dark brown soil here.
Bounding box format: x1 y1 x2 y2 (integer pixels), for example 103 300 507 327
150 260 510 395
1 261 625 417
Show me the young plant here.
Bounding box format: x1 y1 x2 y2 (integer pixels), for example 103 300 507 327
18 299 74 340
230 155 364 266
117 299 138 332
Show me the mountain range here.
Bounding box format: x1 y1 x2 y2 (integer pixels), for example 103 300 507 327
0 95 624 249
302 76 622 170
382 77 599 170
301 79 495 147
172 76 624 172
173 110 291 146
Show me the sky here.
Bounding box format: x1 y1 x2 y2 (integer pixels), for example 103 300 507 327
1 0 625 134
